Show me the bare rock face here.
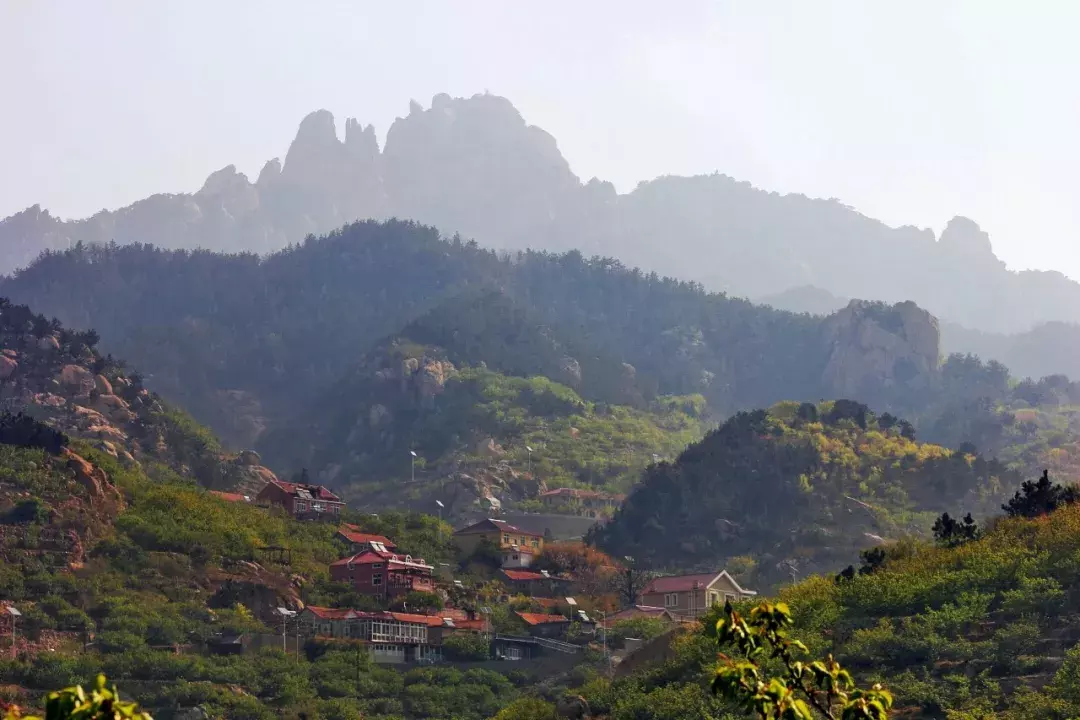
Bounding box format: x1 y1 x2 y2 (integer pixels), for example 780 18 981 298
236 450 261 467
64 448 124 511
820 300 940 398
476 437 505 458
417 359 454 408
94 374 113 395
93 394 136 423
57 365 95 395
0 355 16 380
558 355 582 386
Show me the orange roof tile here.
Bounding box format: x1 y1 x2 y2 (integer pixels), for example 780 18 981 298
516 612 570 626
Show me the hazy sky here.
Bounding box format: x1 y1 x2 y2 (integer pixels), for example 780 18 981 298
2 2 1079 279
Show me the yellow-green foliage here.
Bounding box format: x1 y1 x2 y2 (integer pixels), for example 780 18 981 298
423 366 708 494
770 502 1080 717
595 401 1019 584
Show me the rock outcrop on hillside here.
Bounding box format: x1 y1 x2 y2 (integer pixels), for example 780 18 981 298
0 299 280 492
820 300 940 401
3 93 1078 335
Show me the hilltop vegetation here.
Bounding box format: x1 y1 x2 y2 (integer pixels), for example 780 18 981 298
262 294 708 510
593 400 1018 586
1 221 951 471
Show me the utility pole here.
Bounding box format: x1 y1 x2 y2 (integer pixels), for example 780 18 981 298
276 607 296 653
5 607 19 659
410 450 417 484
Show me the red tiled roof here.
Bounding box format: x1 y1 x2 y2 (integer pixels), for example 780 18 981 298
501 569 549 582
516 612 570 626
451 619 487 631
642 572 720 595
532 598 562 609
388 612 445 627
454 518 542 538
209 491 249 503
304 606 355 620
337 528 396 548
270 480 342 502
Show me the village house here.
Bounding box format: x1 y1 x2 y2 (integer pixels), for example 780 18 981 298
255 479 344 520
499 568 573 597
299 606 444 664
329 544 434 600
337 524 397 554
515 611 595 640
453 518 543 556
639 570 756 619
500 546 535 569
539 487 626 517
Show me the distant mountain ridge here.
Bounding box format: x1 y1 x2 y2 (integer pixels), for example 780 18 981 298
3 92 1080 335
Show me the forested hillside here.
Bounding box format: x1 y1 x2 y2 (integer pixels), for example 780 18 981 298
0 221 836 448
592 400 1018 587
5 93 1080 336
261 299 708 511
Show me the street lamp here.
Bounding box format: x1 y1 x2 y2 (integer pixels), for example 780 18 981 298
5 606 20 659
410 450 418 484
275 607 296 652
435 500 444 542
525 446 534 476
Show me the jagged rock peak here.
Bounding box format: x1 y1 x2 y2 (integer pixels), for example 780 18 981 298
294 109 340 144
282 110 342 178
939 216 994 257
256 158 282 187
198 165 251 196
344 118 379 156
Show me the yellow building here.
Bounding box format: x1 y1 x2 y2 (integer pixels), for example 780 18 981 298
453 518 544 556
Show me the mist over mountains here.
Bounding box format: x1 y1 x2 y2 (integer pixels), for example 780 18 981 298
4 92 1080 339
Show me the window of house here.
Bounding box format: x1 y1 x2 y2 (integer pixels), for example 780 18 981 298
531 538 539 547
512 554 519 561
709 592 719 606
503 534 511 544
295 501 307 512
372 573 383 586
312 502 323 512
664 593 679 608
372 563 384 569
